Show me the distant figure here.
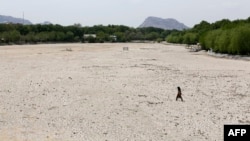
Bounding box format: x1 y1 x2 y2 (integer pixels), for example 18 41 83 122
176 87 184 102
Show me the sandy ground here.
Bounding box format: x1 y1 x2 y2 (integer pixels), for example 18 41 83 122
0 43 250 141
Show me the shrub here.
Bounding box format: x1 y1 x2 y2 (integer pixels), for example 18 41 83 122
182 33 198 45
201 24 250 55
229 25 250 55
216 30 231 53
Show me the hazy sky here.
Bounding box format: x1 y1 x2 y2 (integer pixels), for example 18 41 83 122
1 0 250 27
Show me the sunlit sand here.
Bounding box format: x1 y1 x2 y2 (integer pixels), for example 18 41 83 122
0 43 250 141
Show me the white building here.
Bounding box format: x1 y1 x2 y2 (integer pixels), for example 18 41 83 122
83 34 96 38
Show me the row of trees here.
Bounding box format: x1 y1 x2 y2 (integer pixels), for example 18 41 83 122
0 24 172 44
2 18 250 55
200 25 250 55
166 17 250 55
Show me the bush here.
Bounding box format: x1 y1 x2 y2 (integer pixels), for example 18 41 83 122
201 30 220 51
200 24 250 55
230 25 250 55
216 30 231 53
166 34 183 43
0 30 21 43
182 33 198 45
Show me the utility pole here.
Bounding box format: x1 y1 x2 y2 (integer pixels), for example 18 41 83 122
23 11 24 25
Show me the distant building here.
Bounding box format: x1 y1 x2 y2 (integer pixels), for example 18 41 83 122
110 35 117 41
83 34 96 39
83 34 97 43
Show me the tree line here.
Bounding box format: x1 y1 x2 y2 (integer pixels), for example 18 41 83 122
166 17 250 55
2 18 250 55
0 24 172 44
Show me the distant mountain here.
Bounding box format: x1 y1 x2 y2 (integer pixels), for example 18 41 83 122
139 16 189 30
0 15 32 25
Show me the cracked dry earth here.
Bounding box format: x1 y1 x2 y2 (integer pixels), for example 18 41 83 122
0 43 250 141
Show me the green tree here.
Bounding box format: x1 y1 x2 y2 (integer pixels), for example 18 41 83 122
230 25 250 55
114 32 127 42
183 33 198 45
65 31 74 42
3 30 21 43
145 32 159 40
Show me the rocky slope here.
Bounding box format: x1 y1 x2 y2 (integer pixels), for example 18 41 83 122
139 16 189 30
